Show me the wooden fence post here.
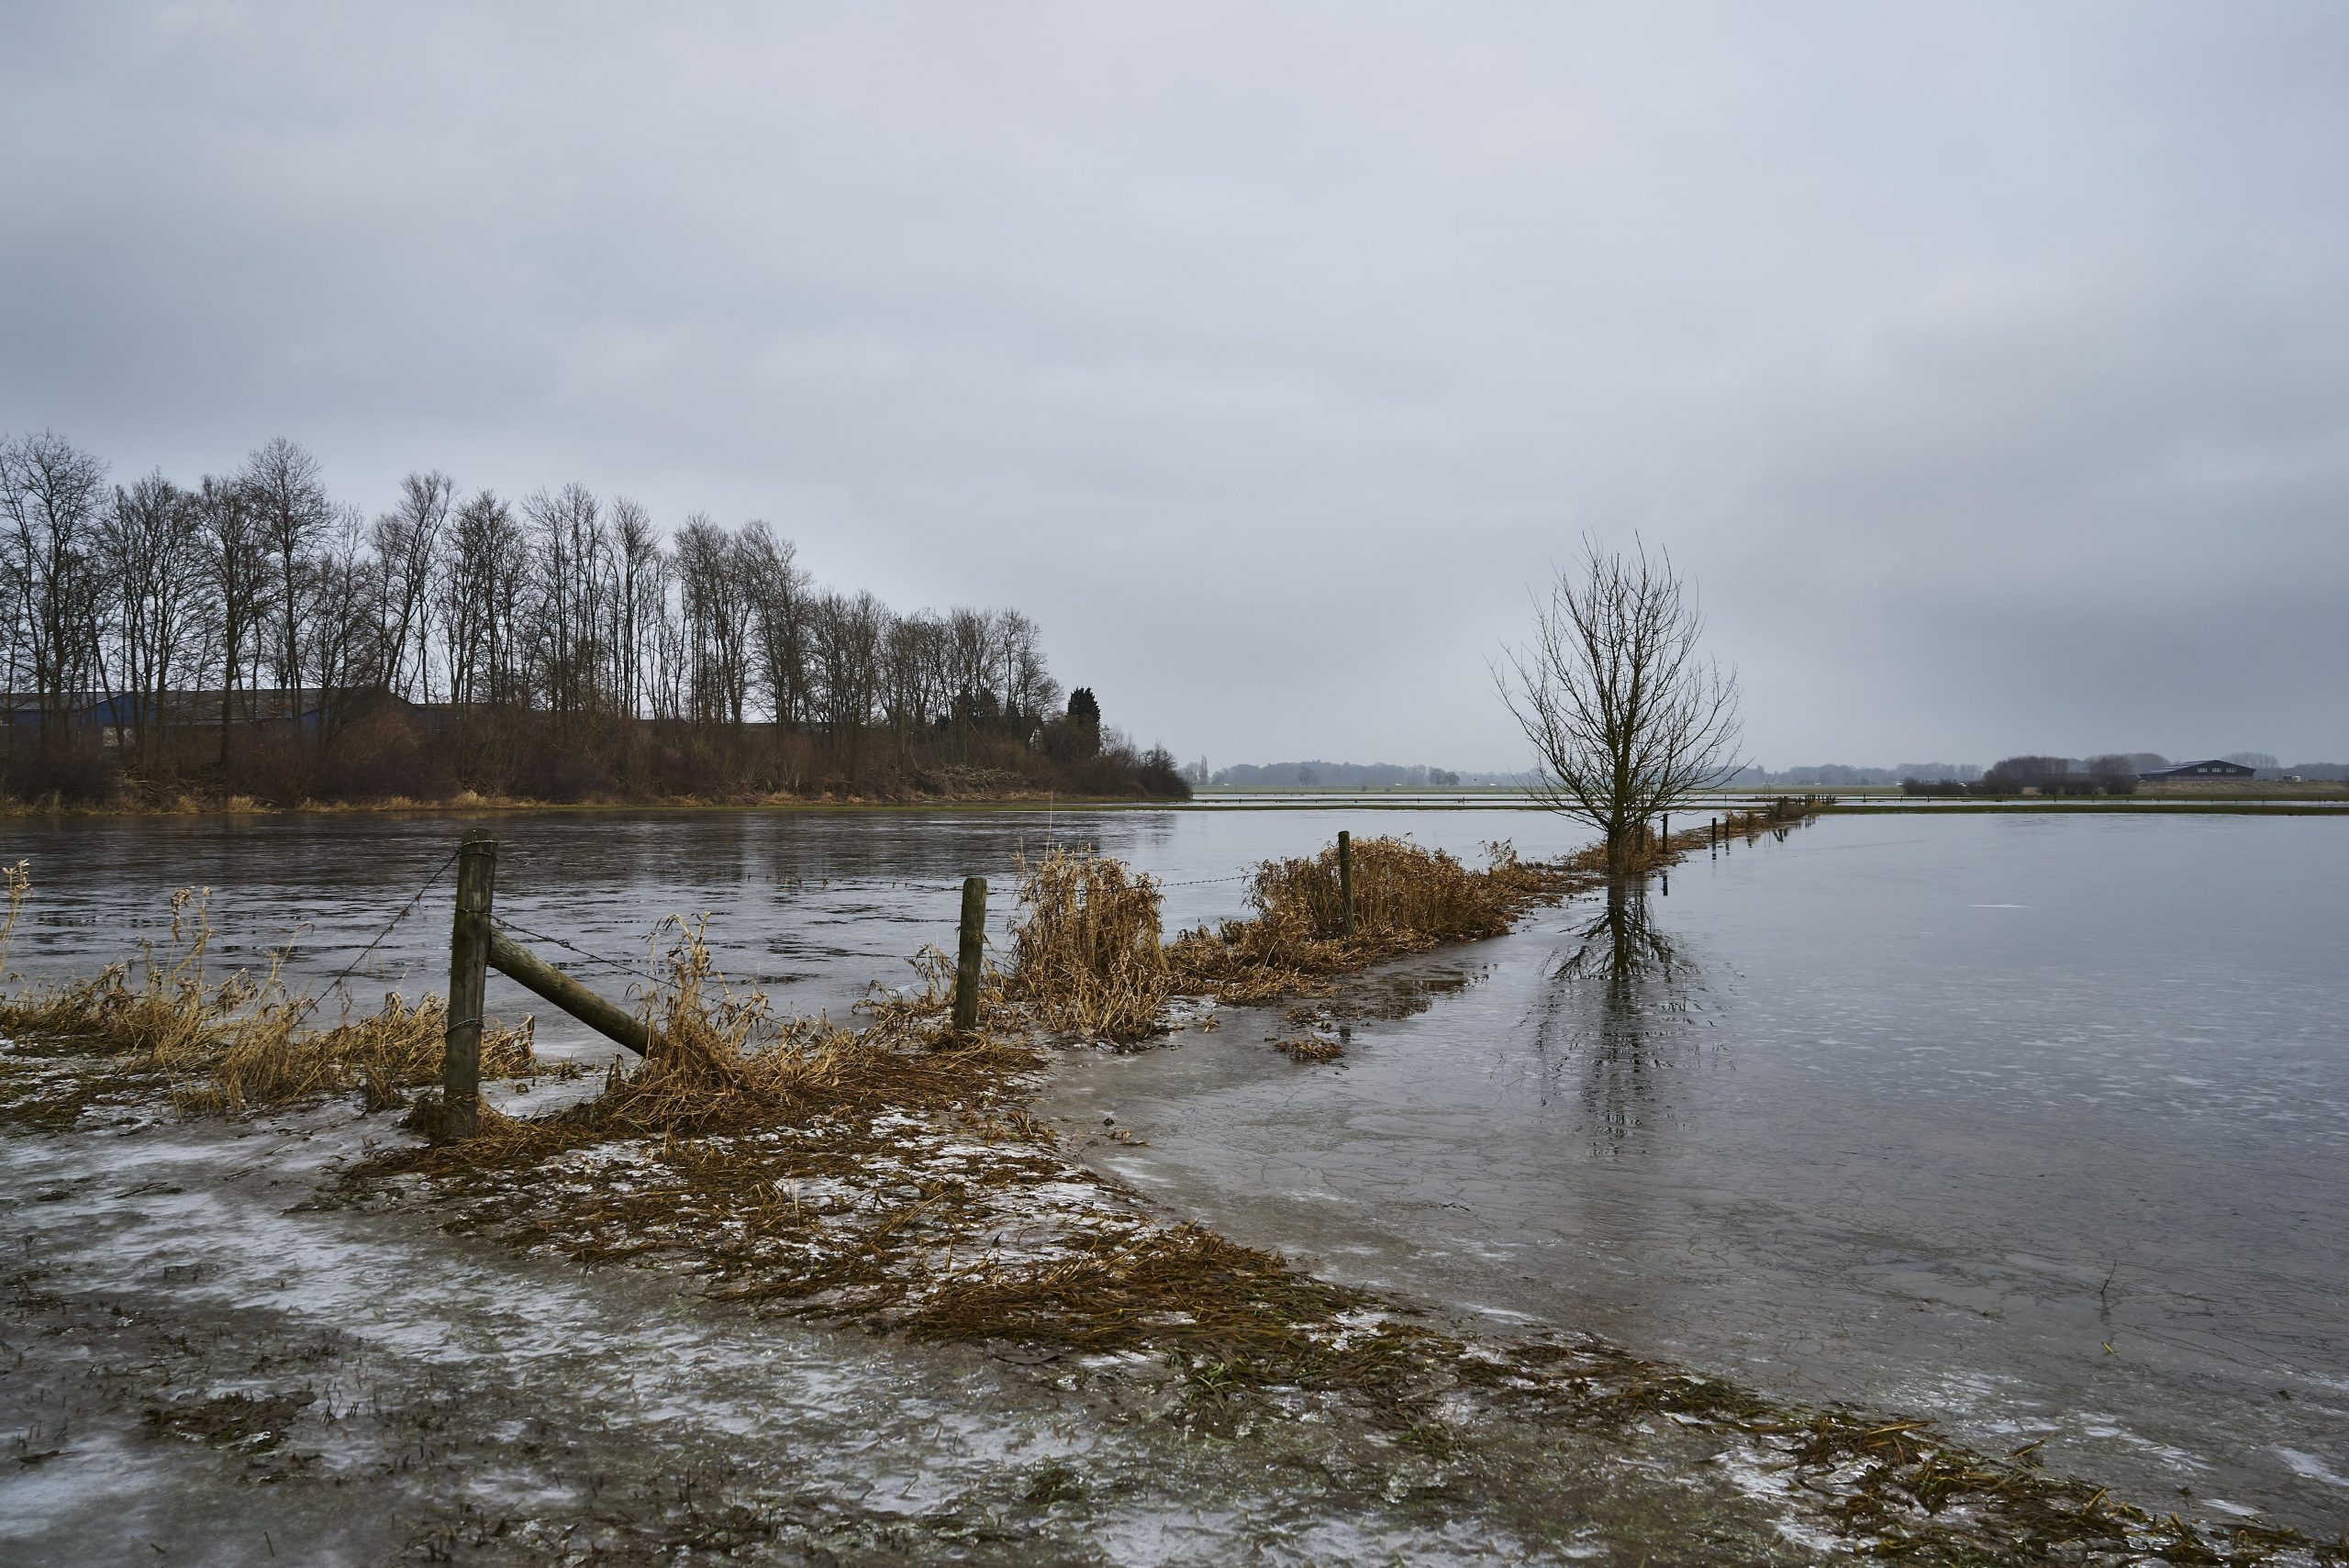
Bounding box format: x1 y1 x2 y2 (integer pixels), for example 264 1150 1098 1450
487 931 651 1057
440 835 496 1140
952 876 987 1035
1338 829 1354 937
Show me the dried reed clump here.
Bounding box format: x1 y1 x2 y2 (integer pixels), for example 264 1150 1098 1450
419 917 1044 1164
372 925 1049 1233
0 882 540 1119
1 857 29 972
1169 837 1575 1004
859 943 1016 1038
564 917 828 1135
1007 849 1172 1042
184 991 540 1117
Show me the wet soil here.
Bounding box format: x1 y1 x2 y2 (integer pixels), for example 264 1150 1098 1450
4 1094 1846 1567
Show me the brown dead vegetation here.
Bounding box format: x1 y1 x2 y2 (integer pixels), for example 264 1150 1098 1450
0 878 543 1127
1006 849 1173 1042
1166 836 1596 1006
354 910 2323 1566
383 918 1046 1173
975 806 1825 1037
24 800 2306 1562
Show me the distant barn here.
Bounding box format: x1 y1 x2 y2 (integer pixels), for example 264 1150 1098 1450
2138 759 2257 782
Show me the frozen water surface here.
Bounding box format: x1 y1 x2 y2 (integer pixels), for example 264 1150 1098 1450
1040 812 2349 1532
6 806 2346 1549
0 805 1588 1045
1 1095 1802 1565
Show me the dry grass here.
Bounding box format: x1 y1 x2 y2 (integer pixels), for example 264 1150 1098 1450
355 914 2329 1567
6 822 2329 1564
1 858 28 972
0 879 541 1125
1005 849 1172 1042
995 809 1831 1021
1168 837 1594 1005
366 927 1427 1394
391 917 1045 1171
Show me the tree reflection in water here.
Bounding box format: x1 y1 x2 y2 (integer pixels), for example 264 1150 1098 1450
1531 882 1709 1154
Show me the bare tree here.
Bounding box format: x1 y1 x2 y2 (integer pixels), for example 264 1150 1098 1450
0 430 110 748
373 471 454 700
810 589 885 775
193 473 269 757
674 515 751 729
945 607 996 761
996 608 1060 727
101 473 215 767
1497 539 1742 875
305 507 380 728
1 428 1192 805
2084 754 2141 795
608 496 661 718
522 483 610 717
242 437 335 726
740 520 810 778
441 490 525 710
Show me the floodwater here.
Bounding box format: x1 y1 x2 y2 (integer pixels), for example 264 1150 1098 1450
0 1095 1792 1565
1050 812 2349 1533
6 806 2347 1536
0 805 1586 1041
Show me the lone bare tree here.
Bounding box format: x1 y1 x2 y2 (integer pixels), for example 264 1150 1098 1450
1497 539 1742 876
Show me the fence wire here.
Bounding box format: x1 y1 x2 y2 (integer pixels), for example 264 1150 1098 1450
287 845 462 1028
491 915 659 987
290 848 1262 1021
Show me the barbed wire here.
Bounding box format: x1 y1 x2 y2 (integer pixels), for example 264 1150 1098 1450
286 846 461 1028
774 869 1256 895
286 853 1261 1013
490 914 652 984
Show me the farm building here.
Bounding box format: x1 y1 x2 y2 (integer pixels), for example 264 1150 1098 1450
2137 759 2257 782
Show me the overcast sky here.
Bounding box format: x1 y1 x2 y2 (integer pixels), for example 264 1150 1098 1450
4 3 2344 769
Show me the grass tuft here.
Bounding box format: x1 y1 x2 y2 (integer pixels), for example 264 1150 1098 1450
1168 837 1592 1005
1 879 541 1124
1006 849 1172 1042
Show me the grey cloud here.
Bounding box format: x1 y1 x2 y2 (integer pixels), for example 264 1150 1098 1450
3 2 2344 767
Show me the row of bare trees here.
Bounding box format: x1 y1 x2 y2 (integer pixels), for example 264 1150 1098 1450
2 430 1144 801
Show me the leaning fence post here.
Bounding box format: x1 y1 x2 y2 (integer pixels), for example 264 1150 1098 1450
1338 829 1355 938
441 835 497 1140
952 876 987 1035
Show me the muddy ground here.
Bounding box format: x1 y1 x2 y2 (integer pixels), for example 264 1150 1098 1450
2 1079 1874 1567
8 1057 2340 1566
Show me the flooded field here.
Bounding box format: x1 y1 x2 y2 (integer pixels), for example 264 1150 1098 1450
1048 813 2349 1531
0 805 1591 1033
5 805 2345 1551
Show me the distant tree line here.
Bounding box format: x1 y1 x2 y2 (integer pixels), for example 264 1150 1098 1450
0 429 1186 804
1902 754 2147 796
1742 762 1980 788
1210 761 1464 789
